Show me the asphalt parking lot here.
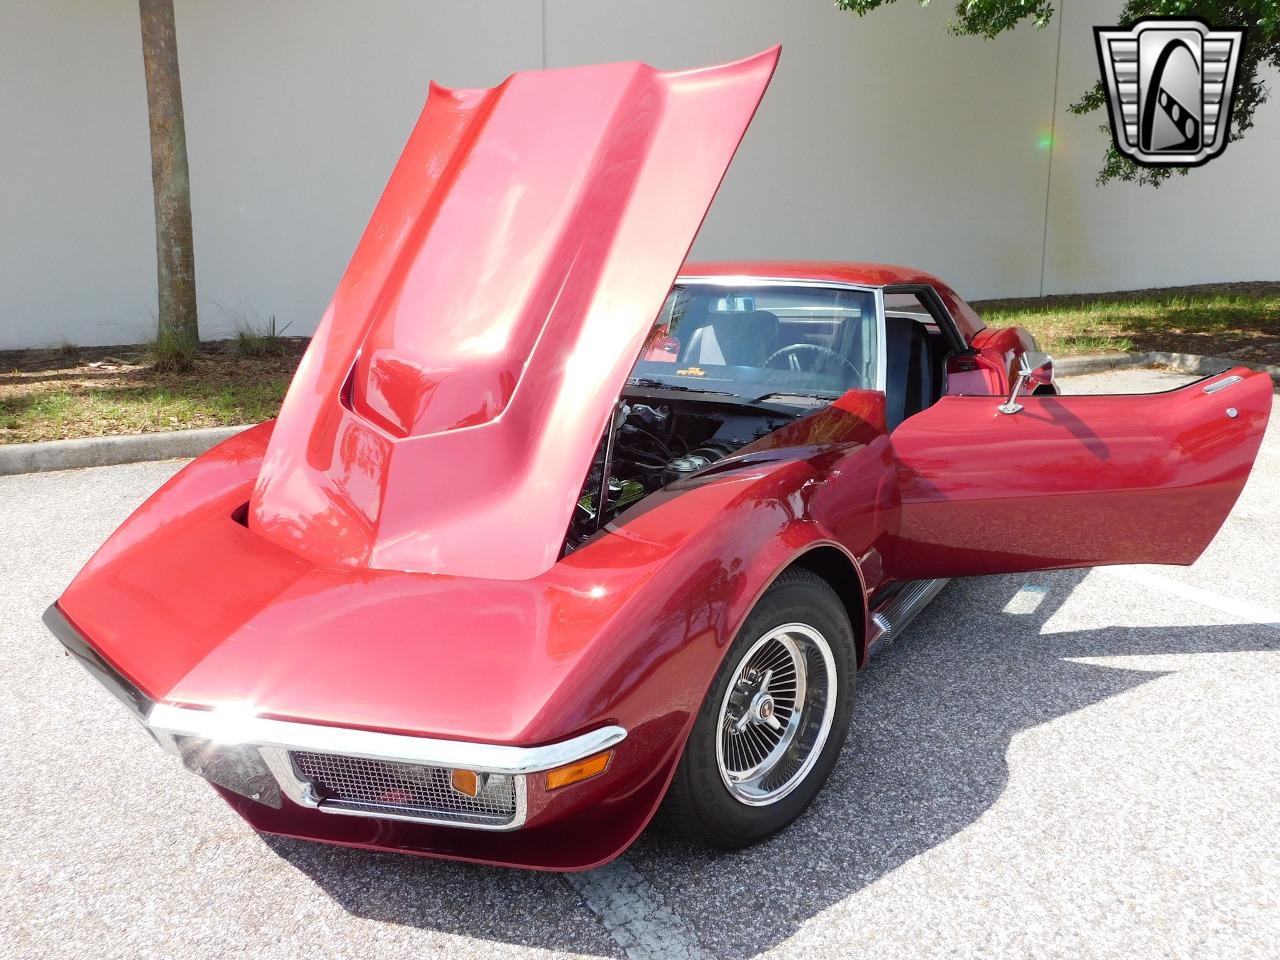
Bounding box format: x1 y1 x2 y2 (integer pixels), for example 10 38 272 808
2 368 1277 960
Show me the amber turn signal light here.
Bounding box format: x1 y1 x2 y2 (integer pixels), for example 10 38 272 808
545 750 613 791
451 768 481 797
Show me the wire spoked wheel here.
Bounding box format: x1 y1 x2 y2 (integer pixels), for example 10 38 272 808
662 568 855 848
715 623 837 806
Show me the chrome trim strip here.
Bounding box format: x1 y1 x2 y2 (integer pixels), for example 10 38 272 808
256 745 530 831
873 286 888 395
869 578 949 651
258 746 320 807
1203 374 1243 394
146 703 627 776
676 275 879 294
43 604 155 727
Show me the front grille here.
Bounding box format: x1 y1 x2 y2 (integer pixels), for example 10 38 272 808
290 751 520 827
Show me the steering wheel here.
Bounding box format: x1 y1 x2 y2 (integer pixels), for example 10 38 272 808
764 343 860 378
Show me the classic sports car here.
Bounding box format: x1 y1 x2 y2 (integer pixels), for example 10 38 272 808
47 48 1270 871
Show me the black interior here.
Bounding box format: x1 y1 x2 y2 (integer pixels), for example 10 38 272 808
884 315 939 432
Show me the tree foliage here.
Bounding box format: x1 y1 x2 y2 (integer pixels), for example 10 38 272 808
835 0 1279 186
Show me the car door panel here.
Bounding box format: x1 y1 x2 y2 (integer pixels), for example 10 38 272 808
887 368 1271 580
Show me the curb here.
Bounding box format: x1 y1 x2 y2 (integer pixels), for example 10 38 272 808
1055 350 1280 382
3 348 1277 478
0 425 251 477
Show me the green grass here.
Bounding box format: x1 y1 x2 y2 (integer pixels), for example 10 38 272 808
231 314 294 358
1 380 288 443
4 286 1276 444
144 326 199 372
2 334 307 444
974 291 1280 362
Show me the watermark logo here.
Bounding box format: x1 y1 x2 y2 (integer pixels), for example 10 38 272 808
1094 18 1245 167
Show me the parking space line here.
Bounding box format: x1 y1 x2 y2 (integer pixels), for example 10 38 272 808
566 858 710 960
1003 583 1050 615
1095 565 1280 630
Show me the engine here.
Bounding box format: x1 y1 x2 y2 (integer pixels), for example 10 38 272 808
563 397 792 553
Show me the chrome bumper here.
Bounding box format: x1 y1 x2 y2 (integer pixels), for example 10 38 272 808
45 604 625 831
43 604 154 725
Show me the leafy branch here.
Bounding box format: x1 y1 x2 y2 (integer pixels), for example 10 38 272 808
835 0 1279 185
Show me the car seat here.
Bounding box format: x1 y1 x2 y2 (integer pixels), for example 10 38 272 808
683 310 780 367
884 315 933 432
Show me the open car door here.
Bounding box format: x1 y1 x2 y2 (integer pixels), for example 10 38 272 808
887 368 1272 580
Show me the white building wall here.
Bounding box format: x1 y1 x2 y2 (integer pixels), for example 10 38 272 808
174 0 542 343
548 0 1059 299
1 0 156 350
1 0 1277 349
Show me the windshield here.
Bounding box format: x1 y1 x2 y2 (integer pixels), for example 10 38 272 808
628 283 879 406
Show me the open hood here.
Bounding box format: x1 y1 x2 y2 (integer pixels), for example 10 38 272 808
249 48 779 579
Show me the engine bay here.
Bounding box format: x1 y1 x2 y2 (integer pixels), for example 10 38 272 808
563 392 798 553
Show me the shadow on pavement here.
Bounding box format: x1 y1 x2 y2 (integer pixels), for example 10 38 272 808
266 567 1278 958
262 831 623 956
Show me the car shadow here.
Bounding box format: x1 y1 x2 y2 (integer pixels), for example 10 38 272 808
264 567 1279 957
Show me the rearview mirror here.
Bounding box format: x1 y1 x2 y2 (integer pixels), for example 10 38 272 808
998 351 1054 414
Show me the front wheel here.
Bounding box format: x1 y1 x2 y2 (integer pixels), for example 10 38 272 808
661 567 857 848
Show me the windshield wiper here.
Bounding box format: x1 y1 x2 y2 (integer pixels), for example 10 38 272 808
625 377 736 396
625 379 824 414
750 391 839 404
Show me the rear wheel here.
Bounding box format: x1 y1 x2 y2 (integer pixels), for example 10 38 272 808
662 567 857 848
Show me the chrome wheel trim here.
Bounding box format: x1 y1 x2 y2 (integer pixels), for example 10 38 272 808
715 622 838 806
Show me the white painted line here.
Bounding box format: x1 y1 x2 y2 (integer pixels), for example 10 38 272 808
1095 565 1280 630
566 858 710 960
1002 583 1049 615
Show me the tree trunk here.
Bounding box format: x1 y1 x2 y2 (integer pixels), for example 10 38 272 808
138 0 197 352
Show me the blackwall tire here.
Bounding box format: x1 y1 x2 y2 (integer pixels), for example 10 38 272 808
660 566 857 849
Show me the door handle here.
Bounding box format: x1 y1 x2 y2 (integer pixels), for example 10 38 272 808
1203 375 1243 394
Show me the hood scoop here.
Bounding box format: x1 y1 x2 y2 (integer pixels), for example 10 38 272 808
249 48 779 579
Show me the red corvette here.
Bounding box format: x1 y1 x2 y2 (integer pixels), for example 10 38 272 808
47 48 1270 871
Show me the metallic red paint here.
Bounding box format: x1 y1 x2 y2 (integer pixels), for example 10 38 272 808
891 369 1272 578
48 52 1272 872
248 49 779 582
969 324 1043 395
53 364 1269 869
57 416 883 870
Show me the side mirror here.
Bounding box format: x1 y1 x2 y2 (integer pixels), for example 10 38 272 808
998 351 1053 414
1022 351 1053 386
